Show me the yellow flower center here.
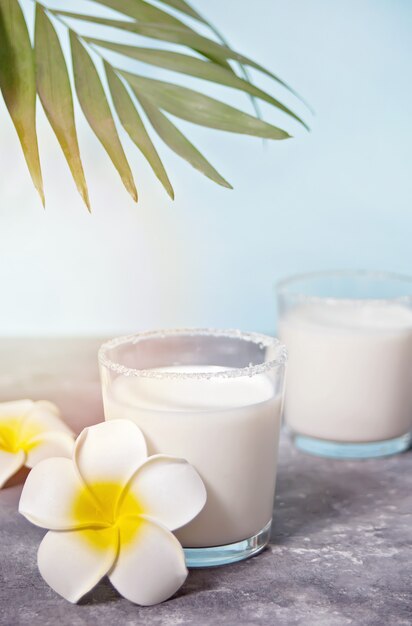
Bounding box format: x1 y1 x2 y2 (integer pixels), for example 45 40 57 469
0 417 42 454
72 481 145 549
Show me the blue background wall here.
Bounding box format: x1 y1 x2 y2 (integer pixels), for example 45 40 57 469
0 0 411 335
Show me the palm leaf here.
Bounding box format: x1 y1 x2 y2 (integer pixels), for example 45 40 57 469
136 95 231 189
105 63 174 199
88 40 308 129
57 9 234 72
90 0 234 71
90 0 191 29
155 0 263 117
121 73 290 140
0 1 309 206
56 14 309 107
0 0 44 205
69 31 137 202
35 6 90 209
61 2 277 107
91 0 239 75
155 0 205 23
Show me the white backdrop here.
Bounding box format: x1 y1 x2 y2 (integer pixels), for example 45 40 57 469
1 0 411 336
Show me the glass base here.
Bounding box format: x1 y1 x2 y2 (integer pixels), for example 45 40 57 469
183 520 271 568
293 432 412 459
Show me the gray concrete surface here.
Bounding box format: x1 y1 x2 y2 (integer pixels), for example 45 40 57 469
1 435 411 626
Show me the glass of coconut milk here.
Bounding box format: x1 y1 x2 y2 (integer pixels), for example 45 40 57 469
99 329 287 567
277 271 412 459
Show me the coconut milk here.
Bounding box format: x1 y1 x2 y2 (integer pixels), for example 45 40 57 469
103 366 282 547
280 301 412 442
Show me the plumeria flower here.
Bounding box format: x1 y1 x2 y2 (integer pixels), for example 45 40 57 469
0 400 74 488
19 419 206 606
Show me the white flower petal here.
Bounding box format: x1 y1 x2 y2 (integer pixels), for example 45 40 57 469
19 457 102 530
0 449 25 488
38 527 118 603
22 402 73 439
25 432 74 468
0 400 33 421
121 455 207 531
74 420 147 492
33 401 60 416
109 518 187 605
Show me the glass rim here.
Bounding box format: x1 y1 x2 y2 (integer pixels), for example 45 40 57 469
276 270 412 304
98 328 287 379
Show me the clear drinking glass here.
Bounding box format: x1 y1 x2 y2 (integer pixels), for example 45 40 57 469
99 329 287 567
277 271 412 459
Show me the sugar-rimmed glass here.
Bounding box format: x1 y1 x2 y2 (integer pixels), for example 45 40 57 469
277 271 412 459
99 329 287 567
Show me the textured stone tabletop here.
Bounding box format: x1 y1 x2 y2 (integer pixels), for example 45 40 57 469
2 436 411 626
0 339 411 625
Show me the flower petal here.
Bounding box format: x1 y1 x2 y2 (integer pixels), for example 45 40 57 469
38 527 118 603
120 455 206 531
25 431 74 468
109 517 187 605
0 400 33 421
74 420 147 499
33 400 60 416
0 449 25 488
19 457 102 529
22 401 74 439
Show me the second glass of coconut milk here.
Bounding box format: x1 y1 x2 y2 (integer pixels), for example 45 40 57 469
277 271 412 459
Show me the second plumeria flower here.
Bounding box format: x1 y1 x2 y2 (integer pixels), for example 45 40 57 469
19 419 206 605
0 400 74 488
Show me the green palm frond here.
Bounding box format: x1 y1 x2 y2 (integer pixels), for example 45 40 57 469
0 0 310 208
